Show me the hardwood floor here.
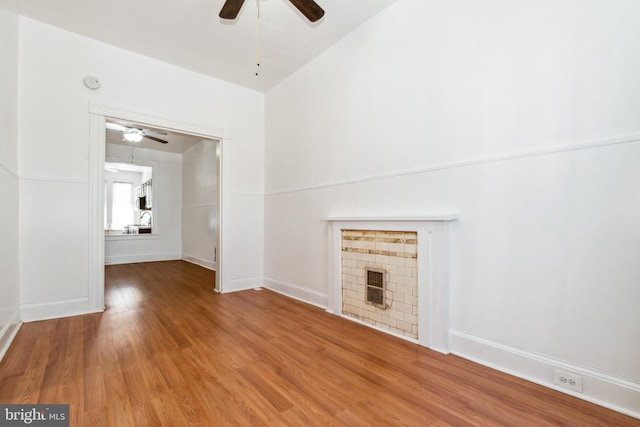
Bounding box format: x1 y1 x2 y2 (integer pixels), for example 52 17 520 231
0 260 637 426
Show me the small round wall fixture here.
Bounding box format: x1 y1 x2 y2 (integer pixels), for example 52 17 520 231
83 75 101 90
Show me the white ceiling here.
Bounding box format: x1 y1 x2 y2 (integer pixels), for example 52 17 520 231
17 0 397 92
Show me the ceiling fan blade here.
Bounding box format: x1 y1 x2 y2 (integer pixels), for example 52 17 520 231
288 0 324 22
142 129 168 137
144 135 169 144
106 122 127 132
219 0 245 19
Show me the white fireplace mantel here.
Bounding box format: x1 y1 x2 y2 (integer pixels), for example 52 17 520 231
323 214 458 354
321 214 459 222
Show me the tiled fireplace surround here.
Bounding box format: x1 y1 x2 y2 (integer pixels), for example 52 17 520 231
325 216 457 353
341 230 419 339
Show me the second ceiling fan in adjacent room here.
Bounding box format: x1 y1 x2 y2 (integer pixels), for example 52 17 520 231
106 122 169 145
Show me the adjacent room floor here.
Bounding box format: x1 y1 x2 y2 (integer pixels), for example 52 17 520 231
0 260 637 426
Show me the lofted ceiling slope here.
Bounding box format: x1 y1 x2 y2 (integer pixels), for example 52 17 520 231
17 0 397 92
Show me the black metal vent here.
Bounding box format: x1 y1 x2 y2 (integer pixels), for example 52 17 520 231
365 267 387 309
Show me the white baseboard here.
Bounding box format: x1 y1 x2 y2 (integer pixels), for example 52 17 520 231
182 254 216 271
105 252 182 265
21 297 104 322
339 313 418 344
450 330 640 419
263 277 328 309
223 276 265 293
0 309 22 362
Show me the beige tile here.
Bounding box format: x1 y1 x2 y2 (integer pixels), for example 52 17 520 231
395 283 410 297
374 321 391 331
375 241 390 251
389 242 404 253
391 256 405 266
342 258 357 268
396 302 413 315
404 313 418 325
375 254 390 265
395 319 412 333
362 240 376 250
404 257 417 267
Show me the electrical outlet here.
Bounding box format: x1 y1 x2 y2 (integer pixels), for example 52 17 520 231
553 369 583 393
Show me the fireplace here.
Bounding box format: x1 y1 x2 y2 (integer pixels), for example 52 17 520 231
342 230 419 339
324 215 458 354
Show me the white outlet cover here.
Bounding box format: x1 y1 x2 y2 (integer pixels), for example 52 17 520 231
553 369 583 393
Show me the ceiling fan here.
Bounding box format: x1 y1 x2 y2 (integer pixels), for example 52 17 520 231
219 0 324 22
106 123 169 144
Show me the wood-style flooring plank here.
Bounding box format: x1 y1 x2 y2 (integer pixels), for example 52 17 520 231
0 260 638 426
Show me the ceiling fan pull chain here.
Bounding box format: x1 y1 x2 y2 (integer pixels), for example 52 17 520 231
255 0 261 76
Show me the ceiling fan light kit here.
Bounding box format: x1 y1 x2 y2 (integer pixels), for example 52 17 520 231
123 132 144 143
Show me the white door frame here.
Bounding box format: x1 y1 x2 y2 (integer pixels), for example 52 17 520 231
88 104 227 311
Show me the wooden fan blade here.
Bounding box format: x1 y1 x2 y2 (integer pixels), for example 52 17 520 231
289 0 324 22
144 135 169 144
219 0 245 19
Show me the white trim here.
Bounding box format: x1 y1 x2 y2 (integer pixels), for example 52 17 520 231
218 135 230 293
232 191 264 197
0 309 22 362
105 252 182 265
450 330 640 420
182 255 216 271
105 234 160 241
322 214 459 222
21 298 103 322
182 203 217 210
89 112 106 312
89 104 229 301
339 313 418 344
0 161 18 179
19 175 89 184
266 133 640 196
224 276 264 293
89 103 227 140
263 277 328 308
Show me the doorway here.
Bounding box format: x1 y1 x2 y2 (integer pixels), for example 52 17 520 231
89 106 225 312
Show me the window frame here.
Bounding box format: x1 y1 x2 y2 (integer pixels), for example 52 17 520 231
104 161 155 237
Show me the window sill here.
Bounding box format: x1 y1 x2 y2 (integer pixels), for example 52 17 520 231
105 233 159 241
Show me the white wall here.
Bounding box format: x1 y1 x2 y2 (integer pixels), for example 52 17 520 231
18 17 264 320
0 0 21 359
182 140 219 271
105 144 183 264
264 0 640 416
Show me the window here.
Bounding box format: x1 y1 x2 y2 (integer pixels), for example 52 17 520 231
105 181 134 231
105 162 153 235
111 182 134 230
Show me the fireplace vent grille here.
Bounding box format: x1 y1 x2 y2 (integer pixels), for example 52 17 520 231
365 267 387 309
